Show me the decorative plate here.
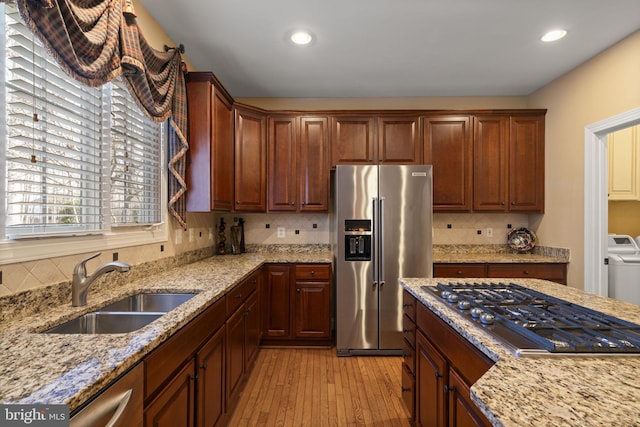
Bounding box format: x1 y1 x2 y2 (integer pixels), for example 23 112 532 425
507 227 537 252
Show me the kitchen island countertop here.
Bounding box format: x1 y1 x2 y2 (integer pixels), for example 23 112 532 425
401 277 640 427
0 251 331 412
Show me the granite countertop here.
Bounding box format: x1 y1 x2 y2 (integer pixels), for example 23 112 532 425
400 278 640 427
0 251 331 412
433 244 569 264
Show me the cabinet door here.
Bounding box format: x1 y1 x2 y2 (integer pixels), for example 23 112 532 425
401 363 416 422
234 107 267 211
145 360 195 427
225 305 246 411
378 116 422 164
473 116 509 211
448 368 491 427
244 290 261 369
294 281 331 338
212 90 234 211
509 115 544 212
185 74 234 212
423 116 473 211
196 327 225 427
262 265 293 338
299 117 329 211
268 116 298 211
416 330 447 427
608 125 640 200
331 116 376 166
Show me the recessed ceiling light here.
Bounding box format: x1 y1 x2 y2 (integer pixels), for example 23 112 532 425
290 30 313 46
541 29 567 42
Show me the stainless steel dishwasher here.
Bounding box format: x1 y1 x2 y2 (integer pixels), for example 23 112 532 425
70 363 143 427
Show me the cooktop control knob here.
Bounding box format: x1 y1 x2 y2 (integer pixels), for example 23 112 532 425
457 300 471 310
480 313 495 325
470 307 483 318
440 291 451 300
446 293 459 303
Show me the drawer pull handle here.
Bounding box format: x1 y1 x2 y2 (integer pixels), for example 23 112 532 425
235 294 243 299
200 363 207 370
457 271 463 275
401 387 411 393
435 372 443 379
402 329 413 333
104 389 132 427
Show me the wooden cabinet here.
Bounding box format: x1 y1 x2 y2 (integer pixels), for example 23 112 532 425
268 116 329 212
331 116 376 165
196 327 225 427
434 262 567 285
262 263 332 346
143 269 261 427
234 106 267 211
294 264 332 339
144 297 226 427
608 125 640 201
423 116 473 211
331 115 421 166
401 290 417 422
185 72 234 212
473 114 545 212
225 269 261 412
414 298 494 427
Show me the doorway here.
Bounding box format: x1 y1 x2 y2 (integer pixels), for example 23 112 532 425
584 107 640 296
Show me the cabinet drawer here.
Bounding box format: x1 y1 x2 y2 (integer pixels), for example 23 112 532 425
487 263 567 283
226 269 259 316
295 264 330 280
434 263 487 278
145 297 226 400
402 289 416 321
402 339 415 376
402 314 416 349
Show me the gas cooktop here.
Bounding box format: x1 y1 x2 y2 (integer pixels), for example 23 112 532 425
423 281 640 357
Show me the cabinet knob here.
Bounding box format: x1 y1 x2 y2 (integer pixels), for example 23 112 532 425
501 201 505 206
511 201 515 205
301 202 305 206
435 372 443 379
401 387 412 393
291 202 295 206
310 270 315 275
296 288 301 292
402 328 413 333
235 294 243 299
200 363 207 370
456 271 463 275
237 200 241 204
444 385 455 393
523 270 530 275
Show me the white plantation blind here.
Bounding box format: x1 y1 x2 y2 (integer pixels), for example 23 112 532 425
1 3 163 239
110 78 162 225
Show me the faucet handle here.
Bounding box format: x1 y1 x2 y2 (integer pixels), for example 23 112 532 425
74 252 101 276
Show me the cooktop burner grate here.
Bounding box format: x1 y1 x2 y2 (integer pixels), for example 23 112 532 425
422 282 640 355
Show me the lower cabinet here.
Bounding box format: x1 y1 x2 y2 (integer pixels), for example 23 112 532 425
144 268 261 427
401 290 417 422
434 262 567 285
407 292 495 427
262 263 332 346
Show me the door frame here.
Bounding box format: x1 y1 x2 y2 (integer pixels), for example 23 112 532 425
584 107 640 296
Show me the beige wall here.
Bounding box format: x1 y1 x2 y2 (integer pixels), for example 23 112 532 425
528 30 640 289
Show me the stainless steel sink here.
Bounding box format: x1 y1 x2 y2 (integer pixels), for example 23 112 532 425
43 312 163 334
99 292 197 313
42 292 197 334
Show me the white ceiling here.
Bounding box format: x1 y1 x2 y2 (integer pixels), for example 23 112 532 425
139 0 640 98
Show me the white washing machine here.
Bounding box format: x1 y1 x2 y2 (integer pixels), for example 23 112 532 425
608 234 640 306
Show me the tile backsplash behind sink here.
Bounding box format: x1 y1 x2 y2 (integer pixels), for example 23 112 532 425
214 212 531 247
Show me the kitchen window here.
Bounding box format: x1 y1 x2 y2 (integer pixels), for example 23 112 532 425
0 3 167 263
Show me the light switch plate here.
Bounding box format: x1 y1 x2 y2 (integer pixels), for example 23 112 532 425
277 227 285 238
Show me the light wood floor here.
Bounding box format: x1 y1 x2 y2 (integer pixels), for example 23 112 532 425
228 348 411 427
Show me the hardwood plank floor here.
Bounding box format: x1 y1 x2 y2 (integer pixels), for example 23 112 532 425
228 348 411 427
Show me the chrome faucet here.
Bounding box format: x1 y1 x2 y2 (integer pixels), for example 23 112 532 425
72 252 131 307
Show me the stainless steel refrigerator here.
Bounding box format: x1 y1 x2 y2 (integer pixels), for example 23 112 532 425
333 164 433 356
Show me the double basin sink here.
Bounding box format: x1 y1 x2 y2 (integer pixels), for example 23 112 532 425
43 293 197 334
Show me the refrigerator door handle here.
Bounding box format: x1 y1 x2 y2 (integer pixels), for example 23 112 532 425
372 197 378 288
379 197 385 288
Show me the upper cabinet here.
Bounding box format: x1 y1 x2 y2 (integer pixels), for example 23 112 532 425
268 116 329 212
472 113 545 212
185 72 234 212
608 125 640 201
331 115 421 166
234 106 267 212
423 116 473 211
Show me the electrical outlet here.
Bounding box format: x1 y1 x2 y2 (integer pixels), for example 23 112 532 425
189 228 195 242
277 227 285 238
486 228 493 237
175 229 182 245
208 227 214 240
